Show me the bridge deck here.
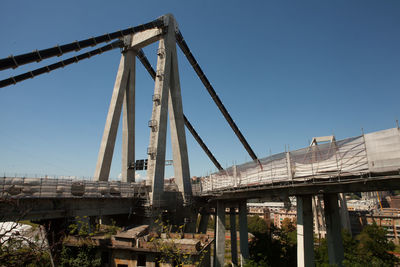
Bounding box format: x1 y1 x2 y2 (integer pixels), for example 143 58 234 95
199 174 400 200
200 127 400 198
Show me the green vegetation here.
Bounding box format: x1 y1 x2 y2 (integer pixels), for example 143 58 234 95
0 221 52 267
245 217 297 267
0 242 52 267
316 224 399 267
59 216 119 266
150 218 209 266
60 245 100 267
244 217 399 267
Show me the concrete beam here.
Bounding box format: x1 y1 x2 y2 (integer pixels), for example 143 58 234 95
297 195 315 267
324 193 344 267
130 28 164 50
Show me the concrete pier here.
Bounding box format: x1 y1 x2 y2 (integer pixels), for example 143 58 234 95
215 201 226 267
297 195 315 267
197 210 210 234
339 193 351 234
230 207 238 266
324 193 344 267
239 200 249 266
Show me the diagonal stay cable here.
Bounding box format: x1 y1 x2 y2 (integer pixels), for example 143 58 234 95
0 40 123 88
136 49 224 171
0 19 164 71
175 31 259 162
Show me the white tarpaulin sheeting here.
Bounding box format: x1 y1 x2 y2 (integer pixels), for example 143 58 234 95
201 128 400 192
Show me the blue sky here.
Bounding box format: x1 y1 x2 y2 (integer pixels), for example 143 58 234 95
0 0 399 180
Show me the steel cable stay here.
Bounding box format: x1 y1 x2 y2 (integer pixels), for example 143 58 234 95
0 17 254 172
0 19 164 71
136 49 224 171
175 30 260 163
0 45 224 172
0 40 123 88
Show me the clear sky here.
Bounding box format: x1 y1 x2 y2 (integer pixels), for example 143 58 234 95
0 0 399 180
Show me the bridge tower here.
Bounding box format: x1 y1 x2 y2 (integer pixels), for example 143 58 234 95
93 14 192 206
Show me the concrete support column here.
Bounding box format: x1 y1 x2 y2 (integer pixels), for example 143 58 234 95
121 54 136 183
147 16 192 206
324 193 344 267
168 26 192 204
94 50 136 181
147 33 171 202
215 201 226 267
239 200 249 266
297 195 315 267
198 211 210 234
230 207 238 266
338 193 351 234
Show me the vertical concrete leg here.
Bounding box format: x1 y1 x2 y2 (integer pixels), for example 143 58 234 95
324 193 344 267
198 212 210 234
230 207 238 266
94 51 135 181
168 24 192 204
239 200 249 266
312 196 321 239
297 195 315 267
121 54 136 183
147 31 172 204
339 193 351 235
215 201 226 267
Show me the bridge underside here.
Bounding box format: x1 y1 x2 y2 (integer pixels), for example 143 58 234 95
0 197 144 222
0 191 182 222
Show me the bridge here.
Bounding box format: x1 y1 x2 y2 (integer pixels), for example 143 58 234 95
1 14 400 267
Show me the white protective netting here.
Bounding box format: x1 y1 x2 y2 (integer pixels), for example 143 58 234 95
0 177 148 198
201 128 400 192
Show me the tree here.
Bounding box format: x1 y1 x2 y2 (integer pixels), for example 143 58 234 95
315 224 399 267
0 198 53 266
58 216 117 267
245 216 296 267
0 221 53 266
248 216 268 235
59 245 100 267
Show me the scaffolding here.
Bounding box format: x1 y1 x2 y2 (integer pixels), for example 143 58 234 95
201 128 400 192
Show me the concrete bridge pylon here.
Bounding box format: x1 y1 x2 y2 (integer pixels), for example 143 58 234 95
93 14 192 207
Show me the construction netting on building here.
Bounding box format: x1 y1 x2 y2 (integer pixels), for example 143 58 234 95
200 128 400 192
